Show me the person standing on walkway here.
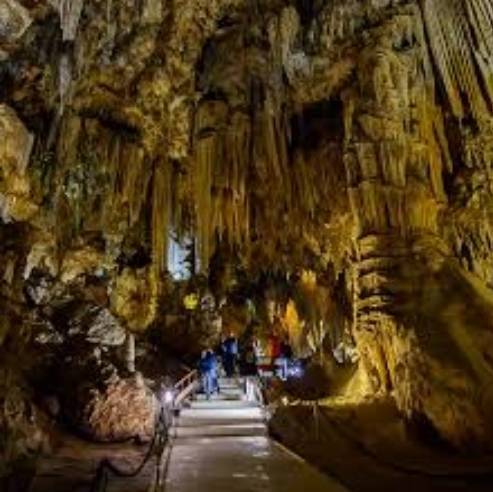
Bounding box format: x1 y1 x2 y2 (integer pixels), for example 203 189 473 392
243 340 258 376
199 350 213 399
207 349 220 394
222 332 238 377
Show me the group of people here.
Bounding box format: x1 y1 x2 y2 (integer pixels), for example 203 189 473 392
198 331 295 397
267 333 293 380
198 333 239 399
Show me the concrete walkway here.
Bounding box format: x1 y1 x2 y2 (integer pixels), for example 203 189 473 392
165 377 347 492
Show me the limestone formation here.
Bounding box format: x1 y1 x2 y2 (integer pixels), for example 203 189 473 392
3 0 493 478
0 104 37 222
74 375 155 442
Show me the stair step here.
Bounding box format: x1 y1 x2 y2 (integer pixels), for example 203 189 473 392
219 386 244 393
175 423 266 438
194 393 244 402
180 407 264 421
218 378 245 386
213 385 243 392
177 417 265 427
189 400 258 409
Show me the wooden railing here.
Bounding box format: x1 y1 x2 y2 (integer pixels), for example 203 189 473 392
173 369 199 406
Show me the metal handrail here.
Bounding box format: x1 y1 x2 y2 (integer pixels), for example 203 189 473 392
173 369 199 406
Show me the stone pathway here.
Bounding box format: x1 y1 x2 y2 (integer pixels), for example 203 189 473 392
165 377 347 492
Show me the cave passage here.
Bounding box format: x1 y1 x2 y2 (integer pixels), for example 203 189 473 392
29 373 346 492
3 0 493 491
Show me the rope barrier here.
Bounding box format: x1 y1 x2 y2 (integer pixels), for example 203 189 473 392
89 404 170 492
89 370 199 492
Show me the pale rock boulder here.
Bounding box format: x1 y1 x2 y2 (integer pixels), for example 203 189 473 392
24 234 59 280
0 0 32 60
77 375 156 442
85 308 126 346
60 302 126 346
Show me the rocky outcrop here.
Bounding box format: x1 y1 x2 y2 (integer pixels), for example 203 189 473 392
337 4 493 449
110 267 158 333
31 299 156 441
0 104 37 222
72 374 155 442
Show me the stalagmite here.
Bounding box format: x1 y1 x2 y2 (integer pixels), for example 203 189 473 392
125 332 136 374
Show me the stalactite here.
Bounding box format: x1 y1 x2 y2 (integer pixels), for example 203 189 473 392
152 161 171 274
120 143 149 226
51 0 85 41
194 134 214 271
423 0 493 121
99 134 119 229
193 105 253 270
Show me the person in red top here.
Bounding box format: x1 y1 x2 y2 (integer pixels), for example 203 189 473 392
268 332 281 370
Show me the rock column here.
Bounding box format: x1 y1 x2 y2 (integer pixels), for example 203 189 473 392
125 332 136 374
341 10 493 448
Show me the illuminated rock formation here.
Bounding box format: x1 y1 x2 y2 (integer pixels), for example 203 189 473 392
2 0 493 475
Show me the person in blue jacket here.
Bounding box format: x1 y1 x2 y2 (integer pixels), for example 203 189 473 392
222 332 238 377
199 350 213 399
207 349 220 394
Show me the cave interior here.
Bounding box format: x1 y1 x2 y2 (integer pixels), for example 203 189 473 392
2 0 493 491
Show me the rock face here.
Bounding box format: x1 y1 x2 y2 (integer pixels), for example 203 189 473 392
0 104 36 222
74 375 155 442
29 299 156 441
2 0 493 465
0 367 49 476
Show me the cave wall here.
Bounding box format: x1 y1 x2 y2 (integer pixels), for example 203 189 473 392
2 0 493 459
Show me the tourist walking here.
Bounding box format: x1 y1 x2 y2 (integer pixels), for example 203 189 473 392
208 349 220 393
222 332 238 377
199 349 213 399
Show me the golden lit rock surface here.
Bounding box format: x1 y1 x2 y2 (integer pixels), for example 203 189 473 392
3 0 493 483
76 375 155 442
0 104 37 222
110 267 158 332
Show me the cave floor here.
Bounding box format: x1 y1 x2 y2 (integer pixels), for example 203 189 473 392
28 378 347 492
27 436 157 492
29 436 156 492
